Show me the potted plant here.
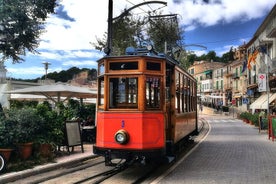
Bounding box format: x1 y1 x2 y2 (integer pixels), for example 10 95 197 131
0 119 15 162
239 111 251 124
35 103 64 158
6 107 43 160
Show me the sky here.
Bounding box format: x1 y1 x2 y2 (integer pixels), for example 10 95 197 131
4 0 276 79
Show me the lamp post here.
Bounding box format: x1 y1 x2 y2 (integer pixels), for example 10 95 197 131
42 62 51 80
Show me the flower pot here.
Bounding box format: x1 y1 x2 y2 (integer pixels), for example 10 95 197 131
17 142 33 160
39 143 53 157
0 148 13 162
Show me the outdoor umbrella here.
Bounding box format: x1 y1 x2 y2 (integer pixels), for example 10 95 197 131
6 83 97 104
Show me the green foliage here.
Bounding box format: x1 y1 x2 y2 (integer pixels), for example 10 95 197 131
6 107 43 143
249 113 259 126
58 99 96 121
0 118 16 148
41 67 97 82
239 111 251 120
35 103 64 146
147 15 183 53
0 0 58 62
10 100 38 109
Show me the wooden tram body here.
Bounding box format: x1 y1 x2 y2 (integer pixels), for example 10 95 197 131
93 48 198 165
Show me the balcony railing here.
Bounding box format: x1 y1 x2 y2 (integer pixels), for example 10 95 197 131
232 73 240 79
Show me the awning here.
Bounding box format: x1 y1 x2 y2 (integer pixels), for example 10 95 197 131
233 95 242 98
210 95 223 99
233 93 242 98
204 70 212 74
250 93 276 110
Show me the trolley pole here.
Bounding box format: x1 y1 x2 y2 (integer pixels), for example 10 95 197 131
105 0 167 56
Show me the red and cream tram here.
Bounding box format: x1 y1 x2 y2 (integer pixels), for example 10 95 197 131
93 47 198 165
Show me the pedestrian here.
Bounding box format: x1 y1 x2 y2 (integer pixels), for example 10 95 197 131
259 110 265 129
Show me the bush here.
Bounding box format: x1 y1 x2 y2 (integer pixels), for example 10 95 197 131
239 111 251 120
35 104 64 146
0 119 16 148
5 107 44 144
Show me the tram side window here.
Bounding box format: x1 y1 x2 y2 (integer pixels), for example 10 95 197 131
184 77 189 112
98 77 104 107
175 71 180 113
109 77 138 108
146 77 161 109
187 79 191 112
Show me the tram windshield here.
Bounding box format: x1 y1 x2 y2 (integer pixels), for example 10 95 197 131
109 77 138 108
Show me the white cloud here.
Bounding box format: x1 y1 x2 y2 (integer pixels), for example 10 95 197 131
39 0 275 52
168 0 275 28
62 60 98 67
5 0 276 79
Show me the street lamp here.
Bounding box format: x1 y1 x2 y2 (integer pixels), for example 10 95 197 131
42 62 51 80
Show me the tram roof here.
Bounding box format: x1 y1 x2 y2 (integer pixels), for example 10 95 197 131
98 47 180 66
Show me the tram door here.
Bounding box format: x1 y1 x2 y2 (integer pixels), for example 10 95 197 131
165 63 174 141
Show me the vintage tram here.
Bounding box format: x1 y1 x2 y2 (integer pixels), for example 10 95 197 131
93 47 198 165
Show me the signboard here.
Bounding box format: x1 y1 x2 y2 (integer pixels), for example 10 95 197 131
242 98 249 104
272 117 276 138
64 121 84 153
258 73 267 92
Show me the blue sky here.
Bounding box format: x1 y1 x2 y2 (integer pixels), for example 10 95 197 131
4 0 276 79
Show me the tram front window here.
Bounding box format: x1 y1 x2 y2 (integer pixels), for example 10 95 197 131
109 77 138 108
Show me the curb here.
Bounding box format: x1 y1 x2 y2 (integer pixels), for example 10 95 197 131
0 155 96 184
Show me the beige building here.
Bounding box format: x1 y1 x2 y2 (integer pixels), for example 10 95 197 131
245 4 276 113
188 60 225 107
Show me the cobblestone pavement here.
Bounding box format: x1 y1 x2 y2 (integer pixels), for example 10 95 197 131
156 117 276 184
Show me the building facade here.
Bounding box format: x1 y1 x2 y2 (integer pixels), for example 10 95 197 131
188 4 276 114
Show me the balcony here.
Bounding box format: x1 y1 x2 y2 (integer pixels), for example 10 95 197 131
232 73 240 79
224 84 232 91
266 17 276 38
224 71 232 77
214 73 223 78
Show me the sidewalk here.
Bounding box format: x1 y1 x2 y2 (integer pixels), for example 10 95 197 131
198 105 235 118
0 143 95 184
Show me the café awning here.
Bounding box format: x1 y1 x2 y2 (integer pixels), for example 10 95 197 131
250 93 276 111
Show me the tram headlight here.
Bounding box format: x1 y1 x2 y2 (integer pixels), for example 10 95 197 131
114 130 129 144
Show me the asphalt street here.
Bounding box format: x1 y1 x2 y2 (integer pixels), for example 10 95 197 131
155 115 276 184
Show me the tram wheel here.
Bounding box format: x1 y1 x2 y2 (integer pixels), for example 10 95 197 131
0 153 6 173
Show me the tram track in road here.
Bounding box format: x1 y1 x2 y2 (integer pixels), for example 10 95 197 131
6 156 104 184
6 119 209 184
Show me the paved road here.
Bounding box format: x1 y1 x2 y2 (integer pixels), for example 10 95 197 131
155 117 276 184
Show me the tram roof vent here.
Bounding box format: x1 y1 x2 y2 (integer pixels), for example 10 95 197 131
125 47 137 55
125 46 158 56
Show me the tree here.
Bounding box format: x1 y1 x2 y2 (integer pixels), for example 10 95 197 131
0 0 58 63
147 14 184 53
93 14 146 56
93 13 183 57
